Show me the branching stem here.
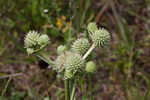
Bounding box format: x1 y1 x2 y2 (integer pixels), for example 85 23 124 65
36 51 55 68
82 44 95 60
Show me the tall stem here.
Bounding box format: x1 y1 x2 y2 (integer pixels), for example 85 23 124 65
88 74 93 100
65 79 70 100
70 79 76 100
82 44 95 60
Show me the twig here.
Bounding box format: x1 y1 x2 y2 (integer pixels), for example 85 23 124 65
0 73 23 79
1 77 12 96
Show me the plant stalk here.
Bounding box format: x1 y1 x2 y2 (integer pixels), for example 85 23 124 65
70 79 76 100
65 79 70 100
82 44 95 60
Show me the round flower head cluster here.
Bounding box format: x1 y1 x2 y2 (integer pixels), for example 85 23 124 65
64 53 85 79
71 38 90 55
55 51 71 73
87 22 98 33
24 31 50 54
90 28 110 47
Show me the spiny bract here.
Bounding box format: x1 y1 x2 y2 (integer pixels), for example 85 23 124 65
24 30 50 54
71 38 90 55
90 28 110 47
64 53 85 79
87 22 98 33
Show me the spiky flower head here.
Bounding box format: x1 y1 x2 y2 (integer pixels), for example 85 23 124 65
87 22 98 33
71 38 90 55
90 28 110 47
57 45 67 55
24 30 50 55
54 52 71 73
85 61 96 73
64 53 85 79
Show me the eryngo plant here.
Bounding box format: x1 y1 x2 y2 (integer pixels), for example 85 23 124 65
24 22 110 100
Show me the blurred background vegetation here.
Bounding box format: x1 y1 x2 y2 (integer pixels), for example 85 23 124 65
0 0 150 100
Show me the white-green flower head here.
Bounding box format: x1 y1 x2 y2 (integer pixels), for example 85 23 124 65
24 30 50 55
90 28 110 47
55 52 69 72
71 38 90 55
87 22 98 33
85 61 96 73
57 45 67 55
64 53 85 79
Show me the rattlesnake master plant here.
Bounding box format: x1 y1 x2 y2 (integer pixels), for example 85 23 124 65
24 22 111 100
24 22 111 79
24 30 50 55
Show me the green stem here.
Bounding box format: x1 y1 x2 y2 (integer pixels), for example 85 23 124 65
65 79 70 100
36 51 55 67
70 79 76 100
88 74 93 100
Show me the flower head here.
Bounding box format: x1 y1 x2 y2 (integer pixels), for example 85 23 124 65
71 38 90 55
55 51 71 72
90 28 110 47
24 30 50 55
64 52 85 79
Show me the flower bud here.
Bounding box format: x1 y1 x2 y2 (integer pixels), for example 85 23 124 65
71 38 90 55
90 28 110 47
87 22 98 33
57 45 67 55
38 34 49 46
85 61 96 73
